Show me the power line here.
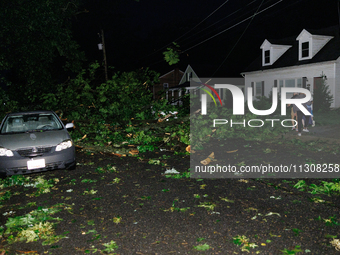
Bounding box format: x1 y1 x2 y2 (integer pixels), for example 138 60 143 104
147 0 309 70
172 0 230 43
181 0 283 54
212 0 265 76
177 0 258 47
136 0 230 62
145 1 260 68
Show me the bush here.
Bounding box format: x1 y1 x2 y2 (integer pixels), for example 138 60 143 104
248 91 282 116
313 75 333 113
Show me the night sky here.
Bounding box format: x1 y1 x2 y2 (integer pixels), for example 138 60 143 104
73 0 340 77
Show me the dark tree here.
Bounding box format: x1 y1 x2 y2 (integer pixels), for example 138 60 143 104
0 0 86 105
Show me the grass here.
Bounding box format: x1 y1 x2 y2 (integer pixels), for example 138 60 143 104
313 108 340 126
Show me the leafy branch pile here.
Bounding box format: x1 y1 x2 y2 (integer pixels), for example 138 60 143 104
2 206 66 245
0 59 291 152
190 105 289 150
0 61 192 151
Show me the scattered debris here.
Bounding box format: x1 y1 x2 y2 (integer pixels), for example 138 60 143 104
129 149 139 155
164 168 180 174
227 149 238 153
112 152 124 157
200 152 214 165
330 238 340 251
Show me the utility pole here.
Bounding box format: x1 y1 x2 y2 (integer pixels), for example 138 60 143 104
100 29 108 82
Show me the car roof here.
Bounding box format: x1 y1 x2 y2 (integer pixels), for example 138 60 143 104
6 110 55 116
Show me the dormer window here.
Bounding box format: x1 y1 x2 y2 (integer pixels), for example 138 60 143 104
301 42 309 58
264 50 270 64
298 38 312 60
297 29 333 61
260 39 291 66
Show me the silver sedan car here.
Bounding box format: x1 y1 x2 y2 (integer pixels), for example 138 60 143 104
0 110 76 177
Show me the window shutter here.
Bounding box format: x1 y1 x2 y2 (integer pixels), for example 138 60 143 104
251 82 254 96
302 77 307 88
261 81 264 96
274 80 277 87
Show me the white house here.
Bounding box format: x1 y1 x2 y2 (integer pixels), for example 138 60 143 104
241 26 340 109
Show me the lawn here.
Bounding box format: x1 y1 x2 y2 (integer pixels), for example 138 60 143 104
314 108 340 126
1 135 340 254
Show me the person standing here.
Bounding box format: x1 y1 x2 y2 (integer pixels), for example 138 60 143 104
293 93 312 136
302 96 313 129
310 100 315 127
289 93 298 130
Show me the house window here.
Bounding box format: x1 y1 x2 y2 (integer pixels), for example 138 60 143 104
278 78 301 98
285 79 295 87
297 78 302 88
301 42 309 58
194 88 200 97
163 83 169 90
187 72 192 82
279 78 302 88
264 50 270 64
255 82 263 96
213 89 223 100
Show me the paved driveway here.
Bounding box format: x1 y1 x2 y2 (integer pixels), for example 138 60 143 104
284 124 340 143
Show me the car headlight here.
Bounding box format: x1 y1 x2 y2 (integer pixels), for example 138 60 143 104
0 147 14 157
56 140 73 151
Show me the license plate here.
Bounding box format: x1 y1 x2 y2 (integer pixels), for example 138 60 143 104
27 159 46 170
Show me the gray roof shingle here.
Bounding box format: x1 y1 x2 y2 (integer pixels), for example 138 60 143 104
243 26 340 73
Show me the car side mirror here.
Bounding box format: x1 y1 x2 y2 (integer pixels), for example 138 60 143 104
65 123 74 129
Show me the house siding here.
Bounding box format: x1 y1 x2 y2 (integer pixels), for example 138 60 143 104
153 68 184 100
178 65 198 85
244 61 339 108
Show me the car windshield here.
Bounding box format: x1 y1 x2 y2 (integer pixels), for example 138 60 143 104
0 113 63 134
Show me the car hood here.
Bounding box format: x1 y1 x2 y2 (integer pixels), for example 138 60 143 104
0 130 71 150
